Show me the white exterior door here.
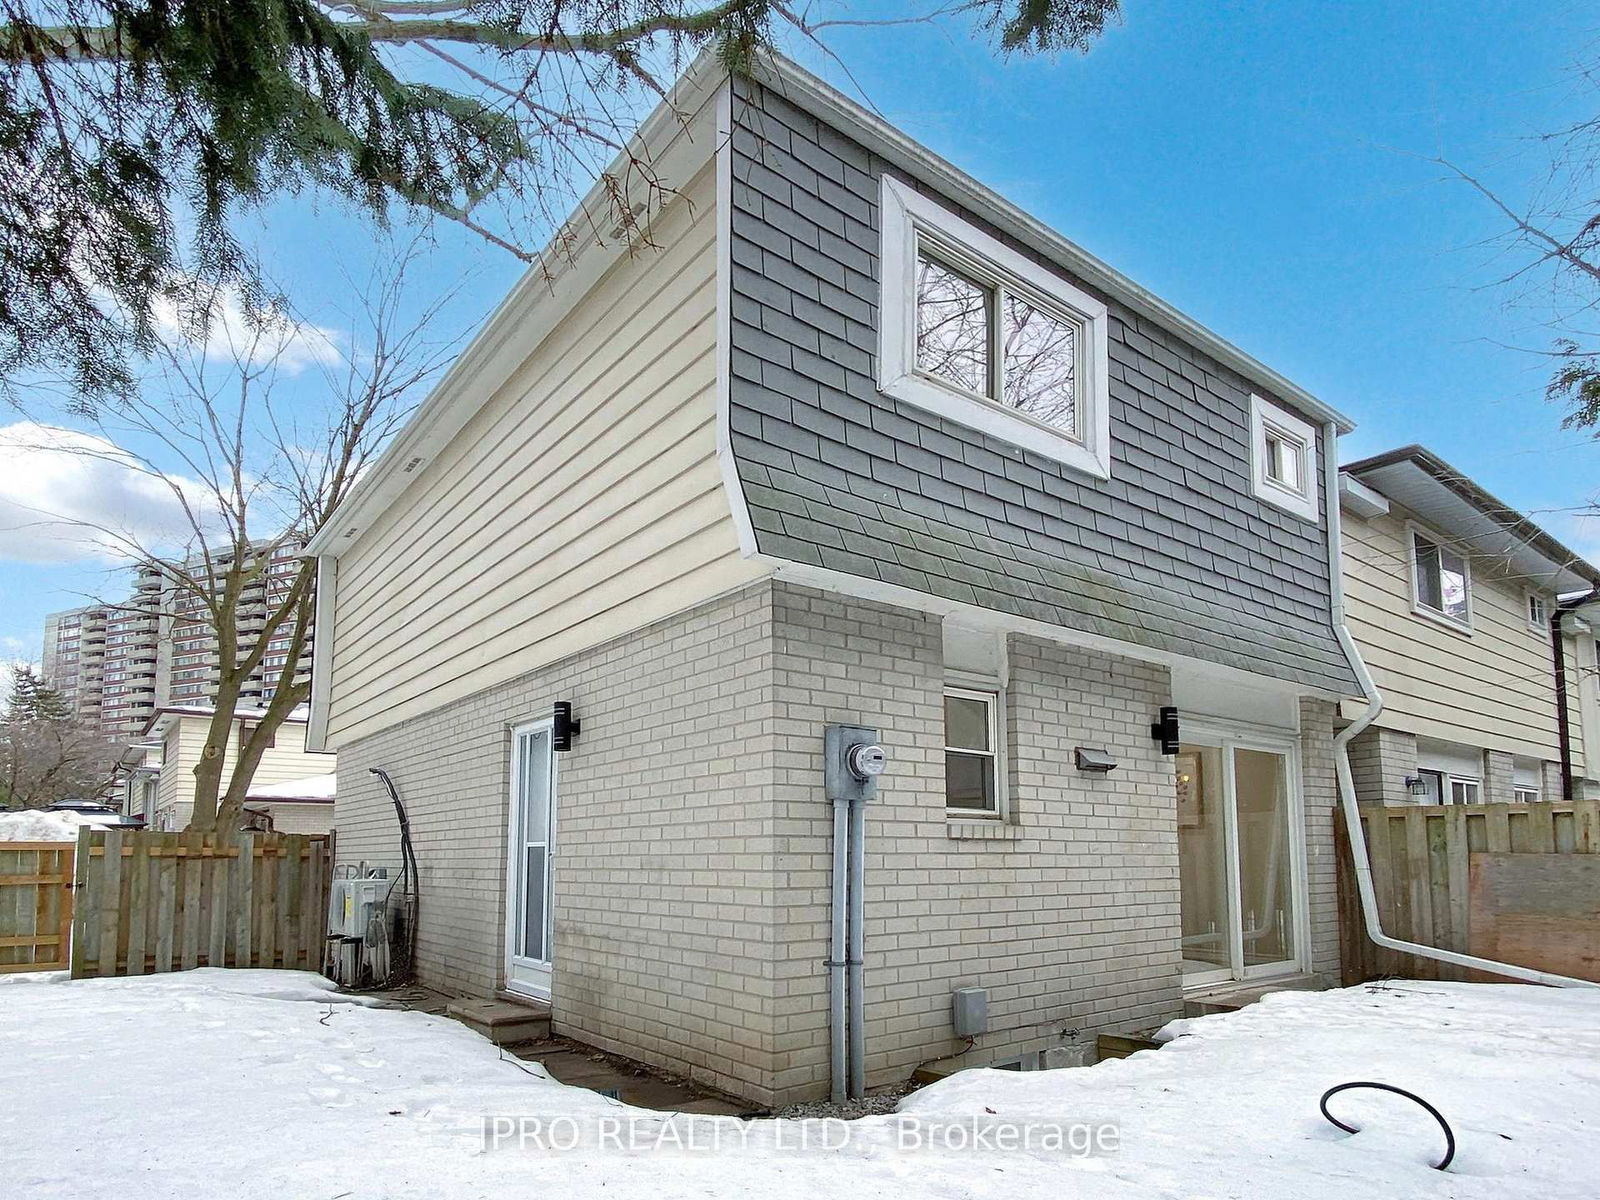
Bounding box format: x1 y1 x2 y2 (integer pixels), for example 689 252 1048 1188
1177 725 1308 986
506 722 556 999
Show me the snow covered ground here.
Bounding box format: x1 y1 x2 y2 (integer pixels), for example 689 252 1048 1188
2 970 1596 1199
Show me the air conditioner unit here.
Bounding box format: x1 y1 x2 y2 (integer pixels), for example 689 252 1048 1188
327 877 387 938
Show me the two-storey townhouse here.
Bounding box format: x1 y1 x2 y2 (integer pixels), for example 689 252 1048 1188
1338 446 1600 807
142 705 333 833
308 53 1365 1107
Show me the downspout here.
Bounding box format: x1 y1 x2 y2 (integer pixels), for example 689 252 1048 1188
1551 594 1596 804
1323 422 1598 989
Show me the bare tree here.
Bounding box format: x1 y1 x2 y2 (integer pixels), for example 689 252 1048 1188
0 666 120 808
20 246 466 833
1433 56 1600 430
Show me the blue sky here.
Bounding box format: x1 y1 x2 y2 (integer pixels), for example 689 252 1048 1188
2 0 1597 665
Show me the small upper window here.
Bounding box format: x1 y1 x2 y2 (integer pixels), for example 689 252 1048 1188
1411 529 1471 630
944 686 1000 816
1449 778 1482 805
1248 394 1319 521
1514 786 1540 804
881 176 1110 480
1527 592 1548 631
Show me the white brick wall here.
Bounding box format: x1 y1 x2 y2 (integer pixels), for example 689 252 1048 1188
335 579 1345 1106
334 581 782 1101
763 586 1185 1096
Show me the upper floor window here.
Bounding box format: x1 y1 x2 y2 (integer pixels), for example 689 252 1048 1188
1527 592 1548 631
879 176 1110 480
1411 527 1471 631
1248 394 1319 522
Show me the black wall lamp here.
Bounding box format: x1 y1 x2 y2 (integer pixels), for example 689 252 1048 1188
1151 706 1180 755
1403 776 1430 796
553 701 582 751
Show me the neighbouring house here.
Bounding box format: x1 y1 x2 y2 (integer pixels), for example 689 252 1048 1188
309 52 1368 1106
244 774 337 834
1339 446 1600 807
139 705 335 834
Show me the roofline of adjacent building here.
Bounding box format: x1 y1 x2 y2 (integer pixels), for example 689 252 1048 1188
1342 443 1600 589
306 51 1350 560
139 704 310 739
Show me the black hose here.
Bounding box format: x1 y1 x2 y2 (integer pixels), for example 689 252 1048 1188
1319 1081 1456 1171
368 767 419 987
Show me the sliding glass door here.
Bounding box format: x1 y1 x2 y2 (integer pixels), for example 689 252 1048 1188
1178 731 1303 984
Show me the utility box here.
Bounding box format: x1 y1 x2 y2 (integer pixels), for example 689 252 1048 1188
824 724 885 803
952 986 989 1037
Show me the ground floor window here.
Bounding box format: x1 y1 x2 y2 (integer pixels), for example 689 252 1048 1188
944 686 1001 816
1514 785 1541 804
1177 732 1305 984
1449 777 1482 805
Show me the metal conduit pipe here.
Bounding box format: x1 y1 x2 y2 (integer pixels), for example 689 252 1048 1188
828 796 850 1104
847 795 867 1099
1320 420 1600 989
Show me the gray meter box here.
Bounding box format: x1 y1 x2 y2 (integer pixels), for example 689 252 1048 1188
952 986 989 1037
825 724 883 802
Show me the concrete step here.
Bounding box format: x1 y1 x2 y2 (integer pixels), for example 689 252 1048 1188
447 996 551 1046
1182 973 1327 1018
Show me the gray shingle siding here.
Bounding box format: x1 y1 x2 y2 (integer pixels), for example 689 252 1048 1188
727 78 1359 695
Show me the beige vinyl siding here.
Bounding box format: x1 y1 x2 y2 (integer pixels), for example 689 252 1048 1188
152 714 331 827
324 165 767 747
1342 506 1571 764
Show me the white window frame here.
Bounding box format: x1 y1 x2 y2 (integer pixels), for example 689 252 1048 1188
1178 720 1312 987
1407 521 1473 633
1448 777 1482 805
1527 591 1549 632
1247 394 1319 522
1514 785 1541 804
878 175 1111 481
943 684 1006 819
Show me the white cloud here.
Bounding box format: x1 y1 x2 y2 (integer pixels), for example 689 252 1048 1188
151 285 342 374
0 423 212 565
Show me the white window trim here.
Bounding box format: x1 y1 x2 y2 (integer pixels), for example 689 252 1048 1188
1526 591 1549 633
1449 777 1482 805
1407 520 1473 634
878 175 1111 481
1177 721 1312 987
1514 785 1541 804
1247 394 1319 522
943 682 1007 820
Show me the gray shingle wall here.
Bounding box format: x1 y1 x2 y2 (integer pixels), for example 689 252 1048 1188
727 79 1358 696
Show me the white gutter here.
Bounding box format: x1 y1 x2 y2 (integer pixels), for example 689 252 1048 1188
1323 421 1599 989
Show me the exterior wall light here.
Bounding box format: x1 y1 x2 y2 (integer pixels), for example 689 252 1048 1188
1150 706 1180 755
552 701 582 751
1404 775 1430 796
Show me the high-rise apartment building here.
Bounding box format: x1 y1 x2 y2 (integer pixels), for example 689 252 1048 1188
40 541 315 742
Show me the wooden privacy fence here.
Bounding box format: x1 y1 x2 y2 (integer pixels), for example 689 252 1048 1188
0 842 74 974
1336 800 1600 984
70 830 331 978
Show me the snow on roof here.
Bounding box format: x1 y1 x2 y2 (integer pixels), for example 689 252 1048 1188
245 774 336 803
144 703 311 736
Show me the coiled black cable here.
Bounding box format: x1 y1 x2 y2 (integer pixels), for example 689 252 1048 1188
1319 1081 1456 1171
